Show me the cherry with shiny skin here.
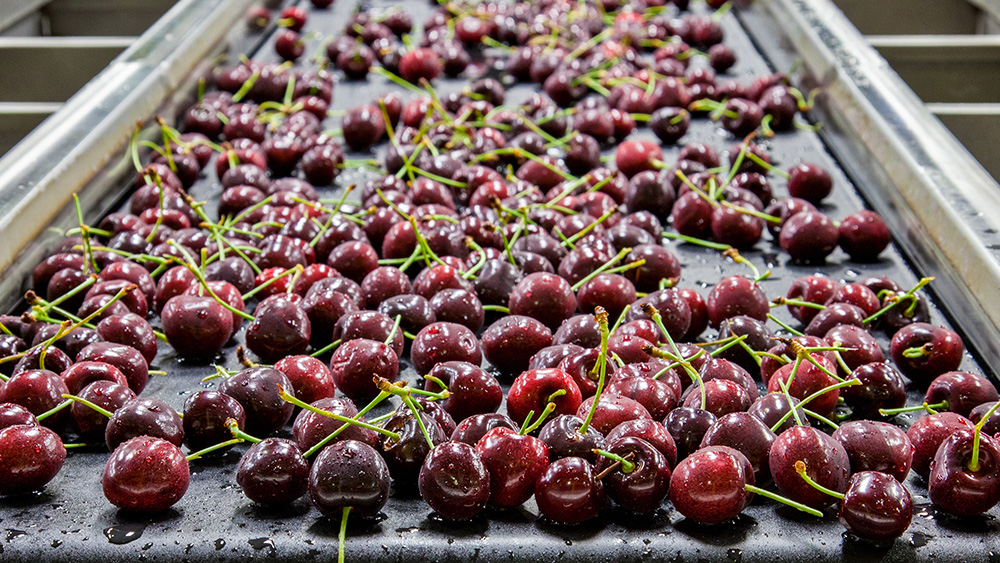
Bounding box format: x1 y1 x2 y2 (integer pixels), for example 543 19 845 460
0 424 65 496
418 441 491 520
272 354 335 405
424 361 502 422
60 360 127 395
715 316 774 375
824 324 884 371
669 445 755 524
785 274 839 324
380 410 448 487
533 457 606 527
182 390 246 451
889 322 964 383
410 322 481 376
770 426 850 509
292 396 377 453
767 354 840 417
575 393 653 436
1 369 70 427
700 412 777 483
475 426 550 508
451 413 517 446
102 436 189 512
779 211 839 262
607 375 678 421
0 402 37 429
928 429 1000 516
219 366 296 436
907 411 976 480
832 420 912 482
329 338 398 402
841 363 907 419
236 437 310 506
429 289 485 332
924 371 999 418
803 303 867 337
334 310 404 357
95 313 158 365
506 368 583 427
597 436 671 514
161 295 233 360
838 471 913 541
537 414 606 463
105 396 183 451
839 210 891 262
747 393 806 435
706 276 768 328
481 315 553 375
71 380 135 440
76 341 148 395
786 162 833 204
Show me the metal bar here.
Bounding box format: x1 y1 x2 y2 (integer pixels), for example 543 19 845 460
740 0 1000 376
829 0 982 35
866 36 1000 103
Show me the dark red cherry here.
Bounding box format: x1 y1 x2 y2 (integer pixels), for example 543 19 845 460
779 211 839 262
452 413 517 446
161 295 232 360
237 438 310 506
747 393 805 435
824 324 884 371
105 396 183 451
841 363 907 419
803 303 867 337
60 360 127 395
0 402 37 429
102 436 188 512
706 276 768 328
669 445 754 524
380 410 448 487
410 322 481 376
292 396 377 453
839 210 891 262
534 456 605 524
329 339 399 402
907 412 976 480
575 393 653 435
767 354 840 417
475 426 549 508
0 424 65 495
429 289 485 333
770 426 850 509
182 390 245 452
273 355 335 405
425 361 501 422
334 310 404 357
889 322 964 383
787 162 833 204
1 369 69 428
219 366 295 436
832 420 913 482
481 315 553 375
508 272 578 331
700 412 777 483
418 441 491 520
246 294 311 362
839 471 913 540
928 430 1000 516
597 436 671 514
95 313 158 365
924 371 998 418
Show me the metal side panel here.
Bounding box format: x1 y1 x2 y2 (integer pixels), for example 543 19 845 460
0 37 133 102
42 0 178 37
928 102 1000 182
0 0 263 313
868 35 1000 104
830 0 984 35
740 0 1000 375
0 102 60 156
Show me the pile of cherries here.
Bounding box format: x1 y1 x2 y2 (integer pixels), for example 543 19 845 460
2 0 999 555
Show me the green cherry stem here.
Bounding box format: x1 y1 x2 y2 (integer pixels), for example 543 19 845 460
186 438 244 461
278 386 400 441
579 307 610 435
593 449 635 473
338 506 352 563
60 393 113 418
795 460 845 499
744 484 824 517
226 418 262 443
969 400 1000 472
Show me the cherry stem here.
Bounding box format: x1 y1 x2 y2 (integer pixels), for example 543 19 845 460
579 307 610 435
644 302 705 407
801 408 840 431
241 266 299 300
385 315 401 346
303 391 391 459
186 438 243 460
745 152 790 179
278 387 400 441
226 418 261 443
60 393 113 418
610 304 630 336
770 378 862 432
570 247 632 291
969 400 1000 472
338 506 351 563
771 297 827 311
481 305 511 313
592 449 635 473
663 231 732 251
863 277 934 325
522 401 559 435
902 344 931 359
35 399 72 422
310 339 342 358
743 483 823 516
795 460 845 500
767 313 805 337
879 400 948 417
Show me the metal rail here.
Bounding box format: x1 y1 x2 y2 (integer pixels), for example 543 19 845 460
741 0 1000 375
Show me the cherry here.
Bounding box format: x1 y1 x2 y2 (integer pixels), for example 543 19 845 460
334 310 404 357
410 322 481 376
832 420 912 482
481 315 553 375
824 324 884 371
0 402 37 429
475 426 549 508
841 363 907 419
102 436 189 512
161 295 232 360
271 354 334 404
575 392 653 436
606 418 678 469
889 322 964 383
380 409 447 487
747 393 806 435
236 438 309 506
71 380 134 441
60 360 127 394
767 354 840 417
473 259 522 306
76 342 148 395
928 429 1000 516
429 289 485 332
669 445 754 524
418 441 491 520
292 396 377 453
700 412 777 483
625 244 681 293
329 339 398 402
615 139 662 178
786 163 833 204
764 197 817 238
924 371 999 417
308 439 390 520
506 368 583 427
182 390 245 452
0 424 65 495
1 369 70 427
770 426 850 509
779 211 839 262
838 210 891 262
706 276 768 328
597 436 671 514
219 367 295 436
665 407 718 462
451 413 517 446
803 303 867 337
399 48 442 83
715 316 774 374
534 456 605 524
906 411 975 480
425 361 501 422
104 396 183 451
507 272 578 331
341 104 385 150
839 471 913 541
96 313 158 365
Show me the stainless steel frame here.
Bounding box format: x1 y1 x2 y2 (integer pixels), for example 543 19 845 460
0 0 265 312
741 0 1000 374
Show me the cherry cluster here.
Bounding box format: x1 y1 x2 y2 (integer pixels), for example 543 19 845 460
0 0 996 556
